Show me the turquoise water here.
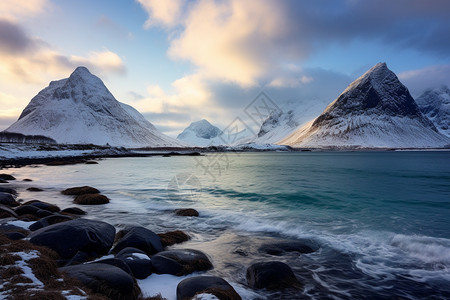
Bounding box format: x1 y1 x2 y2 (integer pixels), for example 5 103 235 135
6 151 450 299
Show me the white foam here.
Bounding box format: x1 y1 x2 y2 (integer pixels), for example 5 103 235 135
6 220 34 230
138 274 195 300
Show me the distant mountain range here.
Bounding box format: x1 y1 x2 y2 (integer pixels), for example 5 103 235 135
4 67 183 148
3 64 449 149
416 85 450 137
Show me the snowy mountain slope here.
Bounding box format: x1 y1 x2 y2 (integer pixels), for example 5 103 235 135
5 67 184 147
251 100 328 144
279 63 450 148
416 85 450 137
177 119 222 147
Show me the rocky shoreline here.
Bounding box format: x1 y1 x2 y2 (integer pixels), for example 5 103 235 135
0 173 316 300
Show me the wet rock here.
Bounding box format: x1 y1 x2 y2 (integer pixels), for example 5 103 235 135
61 186 100 195
22 178 33 182
175 208 199 217
15 204 40 216
27 187 44 192
0 187 17 195
177 276 241 300
35 209 54 218
116 247 152 279
246 261 301 290
85 161 98 164
5 232 26 240
258 240 318 256
65 250 92 266
152 249 213 276
0 174 15 181
61 207 86 215
74 193 110 205
59 263 139 300
0 179 7 183
0 223 30 235
29 214 73 231
0 192 19 207
23 200 61 212
112 226 163 256
91 258 134 276
158 230 190 247
29 218 115 258
0 204 18 218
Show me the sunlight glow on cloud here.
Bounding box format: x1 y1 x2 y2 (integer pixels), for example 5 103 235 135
137 0 186 28
0 17 125 85
0 0 49 19
131 73 211 115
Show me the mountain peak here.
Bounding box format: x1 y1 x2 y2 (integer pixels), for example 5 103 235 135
416 85 450 137
178 119 222 139
278 63 449 148
66 66 103 87
72 66 91 75
5 68 183 147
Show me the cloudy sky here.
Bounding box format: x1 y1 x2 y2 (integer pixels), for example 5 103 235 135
1 0 449 136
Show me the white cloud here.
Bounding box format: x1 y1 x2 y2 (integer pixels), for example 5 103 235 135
137 0 186 28
0 0 49 19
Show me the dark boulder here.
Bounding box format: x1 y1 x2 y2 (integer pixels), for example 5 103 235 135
112 226 163 256
175 208 199 217
91 258 134 276
27 187 44 192
177 276 241 300
59 263 139 300
29 218 115 258
0 192 19 207
22 178 33 182
0 179 7 183
116 247 152 279
258 240 318 256
23 200 61 212
15 204 40 216
151 249 213 276
35 209 54 218
158 230 190 247
0 187 17 195
0 174 15 181
0 204 18 218
5 232 26 240
74 193 109 205
29 214 73 231
246 261 301 290
61 207 86 215
65 251 92 266
61 186 100 195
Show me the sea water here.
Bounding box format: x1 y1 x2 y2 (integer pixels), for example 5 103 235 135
5 151 450 299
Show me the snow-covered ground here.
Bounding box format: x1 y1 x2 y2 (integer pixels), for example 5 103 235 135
0 143 129 160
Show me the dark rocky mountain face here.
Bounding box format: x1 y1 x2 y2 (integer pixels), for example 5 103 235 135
312 63 433 130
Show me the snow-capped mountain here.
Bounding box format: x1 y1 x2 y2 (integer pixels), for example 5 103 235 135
251 100 328 144
279 63 450 148
5 67 183 147
415 85 450 137
177 119 223 146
